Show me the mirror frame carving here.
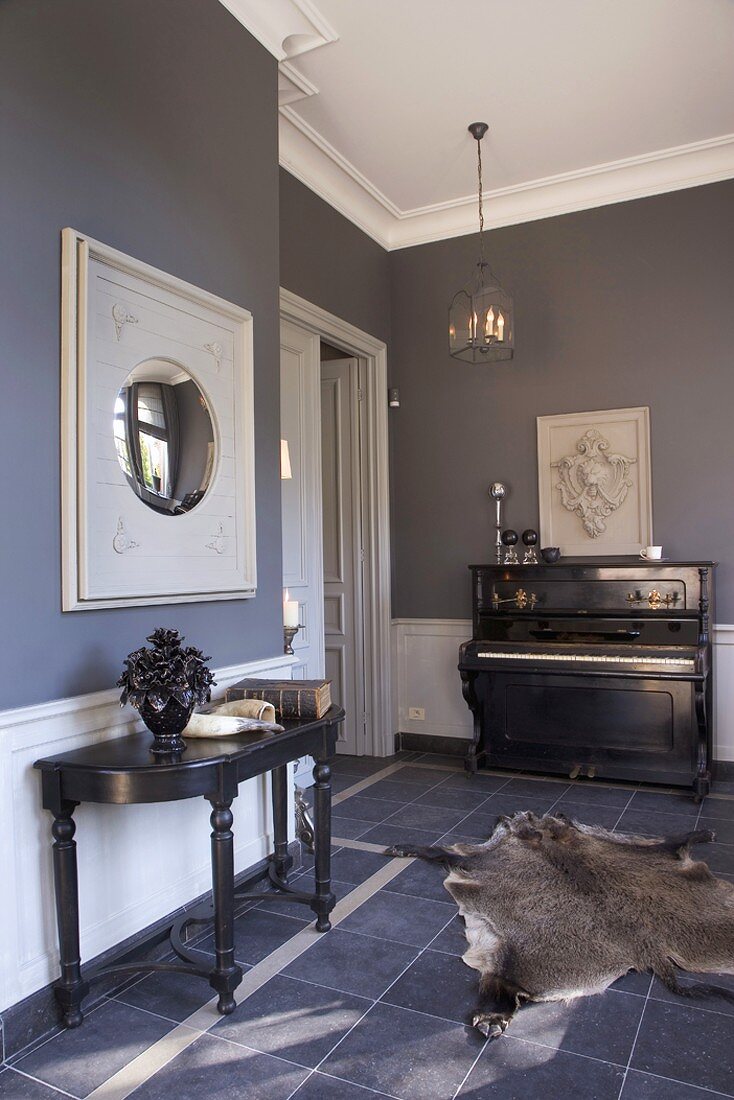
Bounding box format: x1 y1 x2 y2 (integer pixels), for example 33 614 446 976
61 228 257 610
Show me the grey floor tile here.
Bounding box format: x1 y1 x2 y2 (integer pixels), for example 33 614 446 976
628 791 700 817
701 844 734 877
614 810 701 838
697 796 734 821
114 968 239 1023
501 778 573 800
320 1001 483 1100
440 773 514 794
477 792 559 819
13 999 175 1098
0 1071 70 1099
699 815 734 846
621 1069 731 1098
648 971 734 1016
439 811 495 841
414 754 465 768
550 800 623 830
457 1035 626 1099
562 783 636 809
384 858 453 903
355 778 434 802
194 908 309 966
284 927 419 999
509 989 645 1065
330 757 391 777
392 766 457 785
212 974 368 1069
331 817 374 839
131 1032 309 1099
631 998 734 1094
611 969 653 996
329 773 366 794
338 889 455 948
359 822 446 847
293 1073 395 1098
430 916 468 957
333 795 403 823
254 878 353 919
328 847 395 885
414 784 495 812
382 948 479 1024
381 803 470 833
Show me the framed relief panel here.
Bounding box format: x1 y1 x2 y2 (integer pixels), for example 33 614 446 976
61 228 256 609
537 406 652 557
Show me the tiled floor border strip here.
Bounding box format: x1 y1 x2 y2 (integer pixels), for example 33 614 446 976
85 853 417 1100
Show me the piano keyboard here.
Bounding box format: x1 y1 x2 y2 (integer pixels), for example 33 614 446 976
475 651 695 668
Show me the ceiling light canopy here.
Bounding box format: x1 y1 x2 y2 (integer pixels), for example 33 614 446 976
449 123 514 363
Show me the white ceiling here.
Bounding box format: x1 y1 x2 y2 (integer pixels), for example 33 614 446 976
221 0 734 249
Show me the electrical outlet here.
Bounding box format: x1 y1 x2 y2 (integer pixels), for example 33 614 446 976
408 707 425 721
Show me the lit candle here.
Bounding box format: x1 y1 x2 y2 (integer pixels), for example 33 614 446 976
485 307 495 341
496 312 505 341
469 312 476 342
283 589 299 627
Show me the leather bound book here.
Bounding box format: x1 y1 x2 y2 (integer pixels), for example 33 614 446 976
226 678 332 720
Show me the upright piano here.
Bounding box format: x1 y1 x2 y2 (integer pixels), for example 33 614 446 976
458 559 715 798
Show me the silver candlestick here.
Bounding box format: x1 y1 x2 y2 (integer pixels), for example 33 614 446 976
488 482 507 564
283 624 304 655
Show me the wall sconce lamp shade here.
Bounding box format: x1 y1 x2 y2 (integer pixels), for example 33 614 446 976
449 122 514 364
280 439 293 480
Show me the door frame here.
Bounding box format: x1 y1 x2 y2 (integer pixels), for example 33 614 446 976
280 288 392 757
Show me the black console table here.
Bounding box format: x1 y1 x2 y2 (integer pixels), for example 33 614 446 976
34 706 344 1027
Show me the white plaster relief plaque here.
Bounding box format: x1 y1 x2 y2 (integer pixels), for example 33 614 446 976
537 407 652 557
552 428 636 539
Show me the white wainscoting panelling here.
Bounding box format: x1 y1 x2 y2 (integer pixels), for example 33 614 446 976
0 653 295 1014
392 619 734 763
393 619 473 741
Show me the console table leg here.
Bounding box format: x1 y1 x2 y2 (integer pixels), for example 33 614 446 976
311 760 335 932
271 765 291 881
51 804 89 1027
208 802 242 1015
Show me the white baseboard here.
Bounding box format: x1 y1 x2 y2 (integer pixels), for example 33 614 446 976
392 619 734 763
0 653 296 1014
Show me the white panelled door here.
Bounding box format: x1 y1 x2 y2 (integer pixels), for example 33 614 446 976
280 320 325 681
321 358 365 755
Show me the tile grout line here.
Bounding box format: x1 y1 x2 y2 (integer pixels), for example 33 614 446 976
615 984 651 1100
3 1064 83 1099
83 854 418 1100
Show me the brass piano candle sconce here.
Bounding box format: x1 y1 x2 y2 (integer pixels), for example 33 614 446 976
492 588 538 611
626 590 681 610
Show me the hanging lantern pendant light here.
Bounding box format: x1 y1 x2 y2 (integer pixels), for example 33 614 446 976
449 122 514 363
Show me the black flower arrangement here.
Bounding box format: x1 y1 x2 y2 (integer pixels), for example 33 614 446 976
118 628 215 756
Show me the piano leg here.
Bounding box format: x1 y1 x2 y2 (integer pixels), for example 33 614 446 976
460 669 481 774
693 680 711 802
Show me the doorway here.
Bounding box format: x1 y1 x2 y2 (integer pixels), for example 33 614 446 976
279 290 391 757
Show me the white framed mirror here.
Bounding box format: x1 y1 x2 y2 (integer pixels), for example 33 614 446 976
61 228 256 610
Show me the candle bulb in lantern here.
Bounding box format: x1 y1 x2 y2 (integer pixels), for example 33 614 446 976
283 589 299 627
485 307 495 341
497 312 505 341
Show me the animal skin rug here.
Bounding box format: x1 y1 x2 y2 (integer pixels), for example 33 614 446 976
386 811 734 1038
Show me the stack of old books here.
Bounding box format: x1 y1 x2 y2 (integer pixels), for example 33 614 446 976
226 678 332 720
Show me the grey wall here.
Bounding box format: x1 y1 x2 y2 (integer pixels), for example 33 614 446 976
0 0 281 709
279 169 391 345
389 181 734 621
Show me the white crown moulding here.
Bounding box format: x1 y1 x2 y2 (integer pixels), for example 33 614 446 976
218 0 337 62
280 121 734 252
217 3 734 252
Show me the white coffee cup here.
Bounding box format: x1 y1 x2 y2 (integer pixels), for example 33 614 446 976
640 545 663 559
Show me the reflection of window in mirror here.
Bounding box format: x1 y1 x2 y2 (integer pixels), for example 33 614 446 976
114 360 215 516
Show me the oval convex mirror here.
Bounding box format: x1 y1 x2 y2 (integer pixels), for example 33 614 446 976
113 360 215 515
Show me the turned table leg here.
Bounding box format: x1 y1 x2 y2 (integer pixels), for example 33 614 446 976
208 801 243 1014
270 764 292 882
51 803 89 1027
311 758 335 932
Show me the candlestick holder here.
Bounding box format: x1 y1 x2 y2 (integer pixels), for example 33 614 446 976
283 623 304 655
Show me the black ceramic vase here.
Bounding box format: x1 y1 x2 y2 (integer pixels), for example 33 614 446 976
139 696 194 757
